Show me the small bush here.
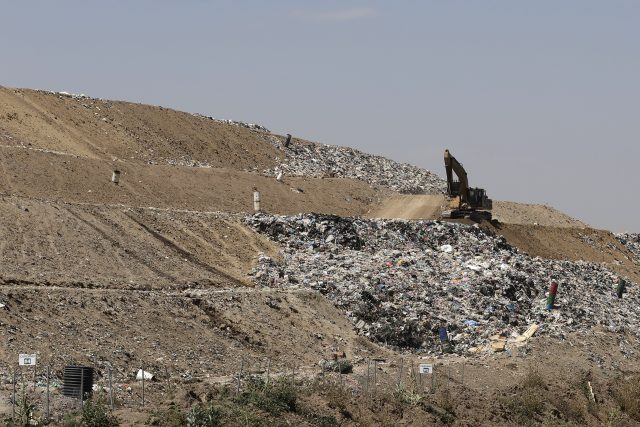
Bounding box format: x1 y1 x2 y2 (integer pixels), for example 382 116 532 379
238 377 297 415
147 405 186 427
82 396 119 427
614 376 640 420
186 404 223 427
13 387 37 427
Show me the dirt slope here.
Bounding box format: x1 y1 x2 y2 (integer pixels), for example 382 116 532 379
367 194 446 219
0 146 384 216
370 194 588 228
0 86 281 169
486 222 640 283
492 200 587 228
0 196 279 288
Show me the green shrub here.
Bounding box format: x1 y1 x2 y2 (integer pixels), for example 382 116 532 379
186 404 223 427
238 377 297 415
82 396 119 427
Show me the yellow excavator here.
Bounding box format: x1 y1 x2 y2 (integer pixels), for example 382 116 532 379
442 149 492 220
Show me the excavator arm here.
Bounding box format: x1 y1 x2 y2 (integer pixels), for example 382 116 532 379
444 149 470 206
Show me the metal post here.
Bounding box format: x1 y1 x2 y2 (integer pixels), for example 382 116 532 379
45 366 50 421
292 365 296 385
373 360 377 396
266 359 271 387
12 370 16 419
141 365 145 408
80 369 85 409
237 359 243 394
365 359 370 396
165 366 170 393
431 367 436 393
397 358 404 389
109 369 114 410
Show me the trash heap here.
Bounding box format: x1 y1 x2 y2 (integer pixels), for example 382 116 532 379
264 137 446 195
245 213 639 354
616 233 640 265
193 113 270 133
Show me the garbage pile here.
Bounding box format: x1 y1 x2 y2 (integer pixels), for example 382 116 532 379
264 137 446 194
616 233 640 265
245 213 638 354
193 113 270 133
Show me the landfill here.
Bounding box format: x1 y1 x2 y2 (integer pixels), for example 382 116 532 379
264 136 446 195
193 113 271 133
245 213 639 354
616 233 640 264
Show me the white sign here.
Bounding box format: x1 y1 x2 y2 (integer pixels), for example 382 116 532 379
418 364 433 374
19 354 37 366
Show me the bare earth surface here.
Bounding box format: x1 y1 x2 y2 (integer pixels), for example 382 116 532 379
1 87 639 426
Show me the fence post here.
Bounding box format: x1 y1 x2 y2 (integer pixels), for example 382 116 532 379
265 359 271 387
372 360 377 396
237 358 243 394
80 369 85 409
45 365 50 422
109 368 114 410
141 365 145 408
292 365 296 386
365 359 370 396
397 358 404 389
431 366 436 393
12 369 16 419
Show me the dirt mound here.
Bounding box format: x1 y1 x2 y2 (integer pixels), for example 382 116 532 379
0 86 281 170
492 200 588 228
367 194 446 219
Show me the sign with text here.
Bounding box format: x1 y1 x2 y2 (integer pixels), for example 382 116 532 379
19 354 37 366
418 364 433 374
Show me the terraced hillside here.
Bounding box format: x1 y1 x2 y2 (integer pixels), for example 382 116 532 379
1 86 639 426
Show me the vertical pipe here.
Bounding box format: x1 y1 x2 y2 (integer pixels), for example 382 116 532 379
546 281 559 310
253 191 261 212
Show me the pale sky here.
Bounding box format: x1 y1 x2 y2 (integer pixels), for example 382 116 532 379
1 1 638 232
